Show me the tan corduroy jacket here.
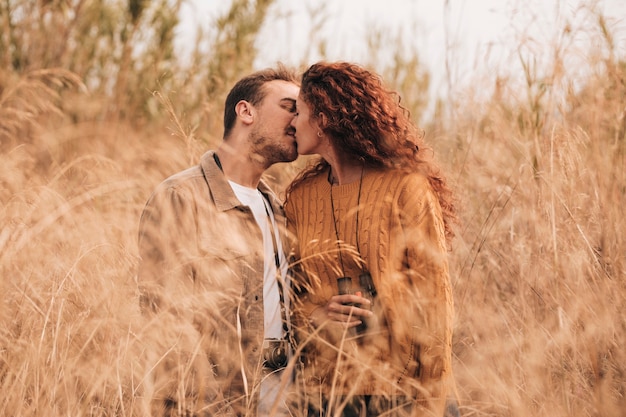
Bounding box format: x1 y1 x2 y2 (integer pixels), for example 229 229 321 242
137 151 290 417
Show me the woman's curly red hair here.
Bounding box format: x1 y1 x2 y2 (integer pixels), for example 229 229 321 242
286 61 458 243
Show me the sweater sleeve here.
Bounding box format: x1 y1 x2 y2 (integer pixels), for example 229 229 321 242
392 174 453 414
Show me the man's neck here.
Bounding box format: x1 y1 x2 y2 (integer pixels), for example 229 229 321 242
215 145 264 189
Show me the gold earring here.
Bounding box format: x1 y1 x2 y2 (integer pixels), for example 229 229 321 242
317 131 322 137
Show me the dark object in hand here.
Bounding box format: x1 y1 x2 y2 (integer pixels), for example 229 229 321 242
337 276 353 296
355 272 377 334
359 272 377 301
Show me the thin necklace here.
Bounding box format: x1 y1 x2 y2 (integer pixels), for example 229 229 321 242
329 165 365 276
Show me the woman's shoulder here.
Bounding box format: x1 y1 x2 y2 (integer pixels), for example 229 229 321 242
284 171 327 210
289 171 327 193
370 167 431 191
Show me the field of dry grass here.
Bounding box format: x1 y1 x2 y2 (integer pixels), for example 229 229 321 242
1 1 624 416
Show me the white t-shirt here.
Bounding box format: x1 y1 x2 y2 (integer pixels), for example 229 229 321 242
228 181 289 340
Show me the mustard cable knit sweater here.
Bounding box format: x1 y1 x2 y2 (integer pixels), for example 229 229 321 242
285 166 453 415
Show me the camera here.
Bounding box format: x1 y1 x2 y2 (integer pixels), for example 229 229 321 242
262 338 288 371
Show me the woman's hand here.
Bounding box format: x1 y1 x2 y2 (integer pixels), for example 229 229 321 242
310 294 373 329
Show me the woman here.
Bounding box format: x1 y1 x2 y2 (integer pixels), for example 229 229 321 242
284 62 458 417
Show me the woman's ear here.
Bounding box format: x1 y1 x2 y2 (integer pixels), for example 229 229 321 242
235 100 255 125
317 112 328 129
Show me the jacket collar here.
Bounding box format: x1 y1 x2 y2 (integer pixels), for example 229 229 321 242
200 150 281 213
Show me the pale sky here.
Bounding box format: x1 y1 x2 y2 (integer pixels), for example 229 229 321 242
177 0 626 105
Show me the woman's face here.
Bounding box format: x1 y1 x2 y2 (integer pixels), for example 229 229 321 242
291 94 326 156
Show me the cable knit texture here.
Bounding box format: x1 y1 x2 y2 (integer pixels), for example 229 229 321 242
285 167 453 416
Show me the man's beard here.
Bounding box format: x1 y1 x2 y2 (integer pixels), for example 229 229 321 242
250 131 297 166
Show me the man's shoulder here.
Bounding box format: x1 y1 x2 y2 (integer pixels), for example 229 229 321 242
153 151 220 193
164 164 203 182
154 164 205 194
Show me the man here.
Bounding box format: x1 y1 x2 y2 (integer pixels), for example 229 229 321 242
136 65 299 416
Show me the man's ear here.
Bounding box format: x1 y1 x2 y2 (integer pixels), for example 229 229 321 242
235 100 255 125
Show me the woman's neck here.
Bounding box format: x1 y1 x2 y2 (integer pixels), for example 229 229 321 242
322 144 365 185
327 161 364 185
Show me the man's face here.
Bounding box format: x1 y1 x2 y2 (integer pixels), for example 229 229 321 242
249 80 299 166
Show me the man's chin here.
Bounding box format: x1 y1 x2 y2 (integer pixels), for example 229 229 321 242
270 150 298 165
281 154 298 164
282 145 298 162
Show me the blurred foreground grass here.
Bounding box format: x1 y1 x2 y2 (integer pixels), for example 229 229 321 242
0 0 624 416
